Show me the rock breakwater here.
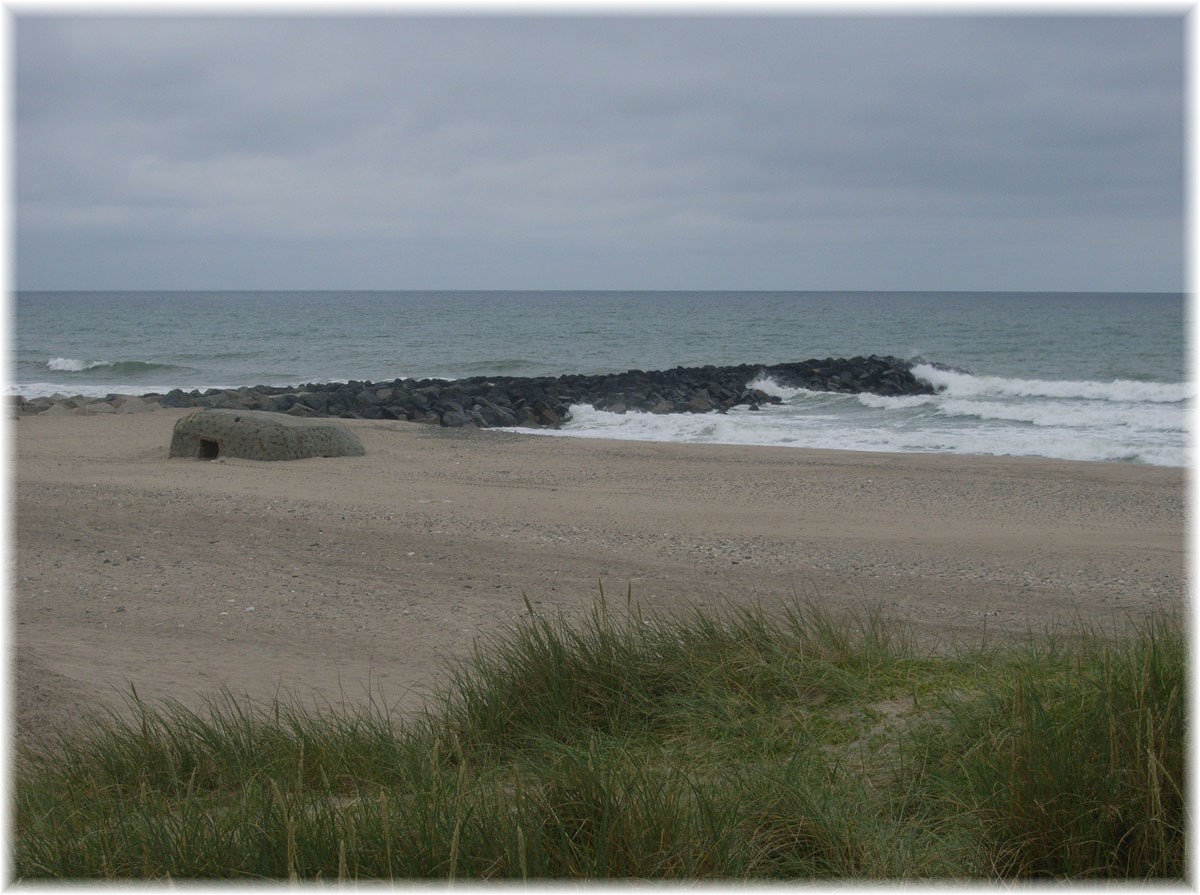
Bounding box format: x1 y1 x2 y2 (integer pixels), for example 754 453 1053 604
15 355 936 428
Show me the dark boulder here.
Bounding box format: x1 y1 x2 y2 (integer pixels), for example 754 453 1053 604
160 389 195 408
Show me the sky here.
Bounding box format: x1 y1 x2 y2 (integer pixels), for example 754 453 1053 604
12 12 1186 292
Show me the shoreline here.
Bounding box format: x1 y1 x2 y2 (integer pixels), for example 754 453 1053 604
9 387 1189 469
15 409 1187 739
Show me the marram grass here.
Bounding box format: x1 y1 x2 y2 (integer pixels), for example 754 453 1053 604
15 595 1185 881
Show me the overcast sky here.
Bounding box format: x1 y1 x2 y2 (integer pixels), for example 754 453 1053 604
14 14 1185 291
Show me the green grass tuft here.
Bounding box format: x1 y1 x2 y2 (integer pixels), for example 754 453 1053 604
15 596 1185 881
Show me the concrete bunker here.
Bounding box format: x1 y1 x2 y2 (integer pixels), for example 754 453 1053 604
169 409 365 461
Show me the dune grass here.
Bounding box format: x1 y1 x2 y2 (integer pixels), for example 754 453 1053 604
14 591 1185 881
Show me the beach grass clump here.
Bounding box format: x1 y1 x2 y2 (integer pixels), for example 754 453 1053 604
905 613 1186 878
15 595 1184 881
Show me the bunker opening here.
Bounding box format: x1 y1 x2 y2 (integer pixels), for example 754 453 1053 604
198 439 220 460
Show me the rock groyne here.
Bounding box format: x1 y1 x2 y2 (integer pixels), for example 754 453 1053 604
15 354 936 428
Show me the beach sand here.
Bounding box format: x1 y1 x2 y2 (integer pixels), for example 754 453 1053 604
14 409 1187 738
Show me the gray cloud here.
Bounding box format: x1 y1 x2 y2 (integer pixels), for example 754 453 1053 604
15 14 1184 290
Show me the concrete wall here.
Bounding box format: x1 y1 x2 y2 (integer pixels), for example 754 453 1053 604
168 409 365 461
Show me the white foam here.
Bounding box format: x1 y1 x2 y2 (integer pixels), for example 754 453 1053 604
11 381 214 399
11 381 117 398
745 376 817 401
498 396 1188 467
855 393 938 410
546 405 746 443
912 364 1191 404
937 398 1187 432
46 356 104 372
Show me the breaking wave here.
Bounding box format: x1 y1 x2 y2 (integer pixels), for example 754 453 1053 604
506 365 1189 467
46 357 189 376
911 363 1191 404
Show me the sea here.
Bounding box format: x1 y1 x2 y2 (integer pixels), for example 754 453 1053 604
11 290 1191 468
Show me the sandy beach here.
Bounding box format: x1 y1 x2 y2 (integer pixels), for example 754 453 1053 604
14 409 1187 739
